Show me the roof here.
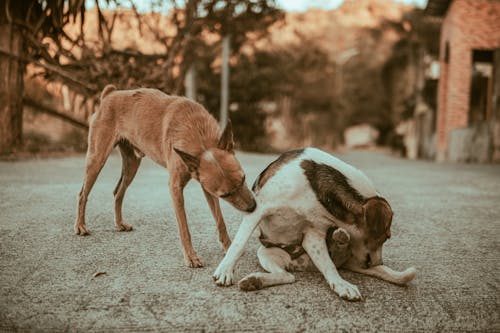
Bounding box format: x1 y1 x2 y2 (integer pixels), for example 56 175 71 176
425 0 452 16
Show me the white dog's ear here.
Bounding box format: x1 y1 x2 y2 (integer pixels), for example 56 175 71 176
174 148 199 173
218 119 234 152
363 197 393 238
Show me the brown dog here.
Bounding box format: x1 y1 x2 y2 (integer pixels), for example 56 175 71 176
75 85 256 267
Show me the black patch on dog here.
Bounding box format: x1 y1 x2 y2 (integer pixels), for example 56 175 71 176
300 159 365 222
252 149 304 193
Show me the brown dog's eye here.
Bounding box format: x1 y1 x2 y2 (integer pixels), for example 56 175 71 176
220 176 245 198
240 175 246 186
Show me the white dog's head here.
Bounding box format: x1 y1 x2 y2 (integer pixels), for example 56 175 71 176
341 197 393 269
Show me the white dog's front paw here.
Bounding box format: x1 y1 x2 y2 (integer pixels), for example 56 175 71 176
213 264 234 286
330 279 362 301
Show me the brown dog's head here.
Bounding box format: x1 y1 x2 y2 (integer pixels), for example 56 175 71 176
174 121 256 213
343 197 393 269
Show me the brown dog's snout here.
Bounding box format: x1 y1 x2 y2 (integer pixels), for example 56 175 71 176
225 187 256 213
239 185 256 213
246 200 257 213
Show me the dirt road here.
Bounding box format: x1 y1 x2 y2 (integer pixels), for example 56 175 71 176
1 150 498 332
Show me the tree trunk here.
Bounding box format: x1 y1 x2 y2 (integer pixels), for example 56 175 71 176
0 19 24 154
219 35 230 127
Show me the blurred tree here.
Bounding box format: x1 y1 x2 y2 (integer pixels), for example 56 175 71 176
343 59 390 134
381 8 441 145
196 39 337 151
0 3 27 153
202 0 282 51
1 1 88 153
0 0 282 154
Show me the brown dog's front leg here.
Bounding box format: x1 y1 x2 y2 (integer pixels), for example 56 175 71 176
203 189 231 251
345 264 416 286
169 176 203 268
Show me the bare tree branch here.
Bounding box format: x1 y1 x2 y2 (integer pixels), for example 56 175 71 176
0 48 97 95
23 97 89 129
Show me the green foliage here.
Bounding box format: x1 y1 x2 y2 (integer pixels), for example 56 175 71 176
381 7 442 144
201 0 284 50
2 0 85 36
195 40 338 150
5 0 283 97
290 45 335 115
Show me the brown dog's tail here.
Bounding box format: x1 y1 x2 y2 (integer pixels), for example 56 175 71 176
100 84 117 101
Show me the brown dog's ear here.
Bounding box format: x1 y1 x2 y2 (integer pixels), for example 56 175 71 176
218 119 234 152
174 148 199 173
363 197 393 239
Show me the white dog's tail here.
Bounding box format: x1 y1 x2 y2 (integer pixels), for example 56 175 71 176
100 84 117 101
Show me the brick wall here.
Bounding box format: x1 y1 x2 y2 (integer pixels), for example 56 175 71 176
435 0 500 161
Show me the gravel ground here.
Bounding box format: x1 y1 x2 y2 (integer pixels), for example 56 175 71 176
0 150 499 332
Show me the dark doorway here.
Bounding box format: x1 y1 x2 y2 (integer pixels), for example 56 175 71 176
469 49 494 124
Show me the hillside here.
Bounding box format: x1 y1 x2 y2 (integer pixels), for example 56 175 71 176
266 0 411 57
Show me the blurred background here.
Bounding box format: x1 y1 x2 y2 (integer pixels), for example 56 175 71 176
0 0 499 162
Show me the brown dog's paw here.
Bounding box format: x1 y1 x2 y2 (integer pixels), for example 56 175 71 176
186 255 204 268
331 228 350 245
116 221 133 232
75 224 90 236
239 275 263 291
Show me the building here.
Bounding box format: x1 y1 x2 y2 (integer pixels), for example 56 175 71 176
426 0 500 162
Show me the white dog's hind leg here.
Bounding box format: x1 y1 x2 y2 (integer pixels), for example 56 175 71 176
345 264 416 286
239 246 296 291
213 209 264 286
303 228 362 301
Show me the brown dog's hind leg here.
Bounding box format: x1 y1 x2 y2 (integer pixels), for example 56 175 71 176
113 141 141 232
203 189 231 251
239 246 295 291
75 123 116 235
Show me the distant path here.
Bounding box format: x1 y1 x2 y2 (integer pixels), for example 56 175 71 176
0 150 499 332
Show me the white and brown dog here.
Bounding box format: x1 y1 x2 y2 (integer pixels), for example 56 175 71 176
213 148 416 301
